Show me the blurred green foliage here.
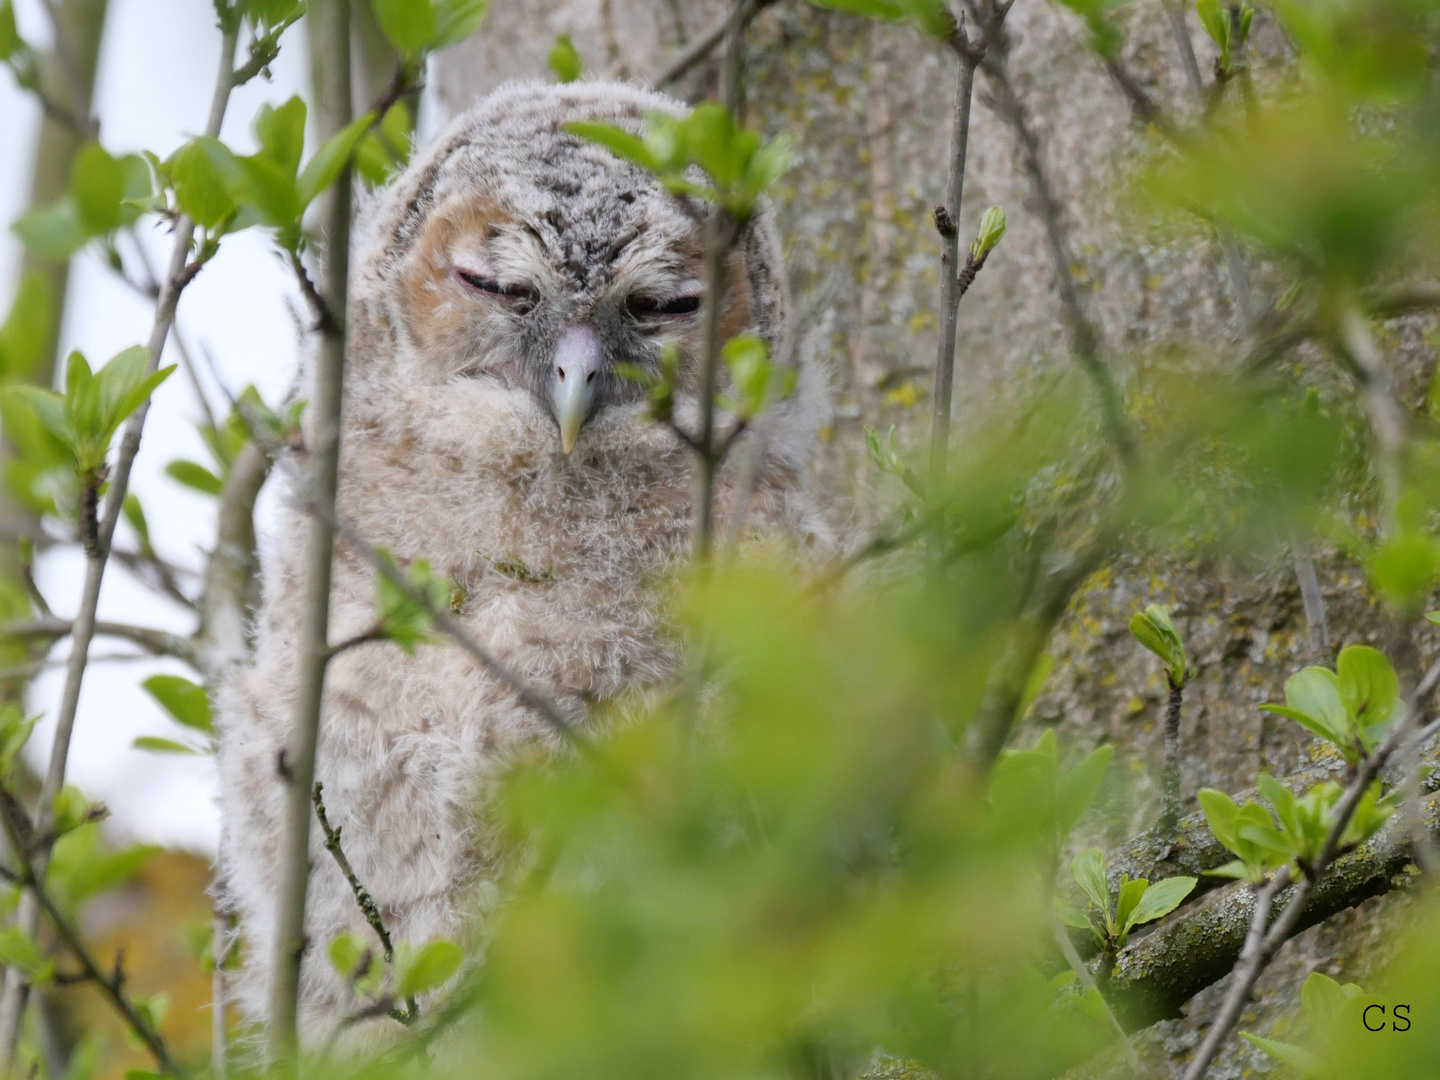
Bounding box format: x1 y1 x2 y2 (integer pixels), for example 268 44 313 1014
0 0 1439 1076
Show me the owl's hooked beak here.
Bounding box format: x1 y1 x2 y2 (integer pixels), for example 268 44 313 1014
550 323 604 455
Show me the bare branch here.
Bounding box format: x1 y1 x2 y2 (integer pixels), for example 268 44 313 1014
199 442 271 671
316 506 579 743
2 616 203 676
979 42 1136 465
1052 922 1148 1079
655 11 729 86
312 783 393 961
269 0 353 1058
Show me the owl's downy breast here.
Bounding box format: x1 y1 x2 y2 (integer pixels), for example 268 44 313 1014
335 365 698 704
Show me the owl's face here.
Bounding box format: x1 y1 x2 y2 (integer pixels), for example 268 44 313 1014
397 159 754 456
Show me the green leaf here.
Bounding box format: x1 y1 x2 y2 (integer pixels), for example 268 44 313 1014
970 205 1008 260
1197 788 1241 850
806 0 906 22
12 203 89 260
431 0 488 48
565 121 662 174
0 271 52 379
1015 653 1052 722
1301 970 1362 1030
1128 605 1187 680
0 707 37 779
70 142 125 234
165 459 224 496
1115 876 1147 938
0 927 51 984
374 553 453 654
1070 848 1109 915
372 0 436 54
298 111 377 208
132 736 200 755
235 153 302 231
141 674 213 734
896 0 956 40
253 97 307 176
328 932 369 979
169 139 238 230
548 34 582 82
1053 898 1092 930
395 939 463 997
1276 666 1350 743
1335 644 1402 740
1206 859 1251 879
1127 876 1195 929
1055 743 1112 836
1195 0 1230 55
1257 772 1300 839
1239 1033 1324 1076
0 1 21 60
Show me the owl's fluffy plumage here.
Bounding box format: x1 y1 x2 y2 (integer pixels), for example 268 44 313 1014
216 81 829 1038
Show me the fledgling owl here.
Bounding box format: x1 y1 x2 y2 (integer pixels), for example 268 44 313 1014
216 81 829 1039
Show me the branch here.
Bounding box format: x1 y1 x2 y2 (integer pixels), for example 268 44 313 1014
110 546 201 614
1174 715 1427 1080
979 41 1136 466
655 9 726 86
269 0 353 1058
968 536 1111 766
312 783 417 1024
0 791 183 1076
315 505 578 743
2 616 204 674
198 442 271 670
312 784 393 961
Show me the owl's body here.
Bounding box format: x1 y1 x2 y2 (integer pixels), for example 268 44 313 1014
216 82 827 1037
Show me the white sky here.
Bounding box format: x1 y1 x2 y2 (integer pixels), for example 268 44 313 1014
0 1 362 853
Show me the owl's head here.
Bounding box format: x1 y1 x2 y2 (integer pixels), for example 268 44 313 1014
350 82 789 460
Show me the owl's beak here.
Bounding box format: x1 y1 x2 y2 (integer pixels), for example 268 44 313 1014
550 323 604 455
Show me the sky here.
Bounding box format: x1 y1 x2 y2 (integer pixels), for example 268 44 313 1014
0 1 411 853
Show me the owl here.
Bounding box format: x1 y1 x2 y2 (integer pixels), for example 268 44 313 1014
216 81 830 1040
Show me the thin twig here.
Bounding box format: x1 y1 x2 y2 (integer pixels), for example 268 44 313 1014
1160 678 1184 834
317 507 578 743
2 616 205 673
212 907 233 1080
312 783 393 961
1335 307 1405 538
927 9 984 481
0 791 183 1076
979 42 1135 465
1054 923 1148 1078
20 545 50 619
1178 714 1420 1080
111 547 202 614
655 10 729 86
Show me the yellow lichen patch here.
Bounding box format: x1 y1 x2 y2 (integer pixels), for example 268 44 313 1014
885 381 920 409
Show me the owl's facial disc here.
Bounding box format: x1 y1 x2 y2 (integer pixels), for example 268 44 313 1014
551 323 604 455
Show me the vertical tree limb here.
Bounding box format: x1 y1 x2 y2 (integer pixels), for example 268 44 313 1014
1160 679 1184 834
268 0 353 1060
979 42 1134 464
927 45 979 480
